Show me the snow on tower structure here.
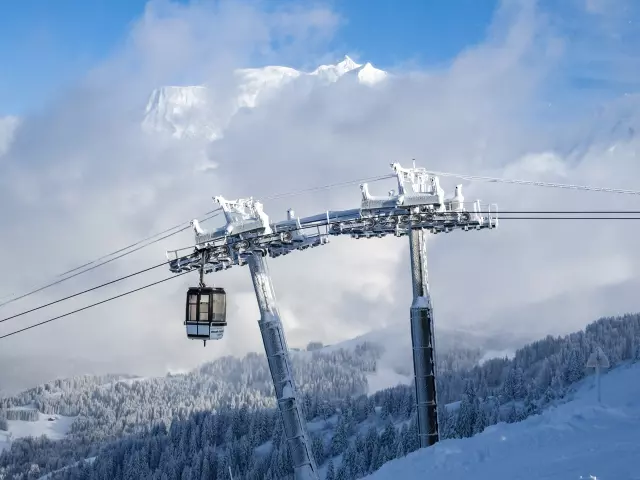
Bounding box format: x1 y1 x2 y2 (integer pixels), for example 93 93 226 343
359 162 497 448
214 196 318 480
394 162 445 447
166 161 497 457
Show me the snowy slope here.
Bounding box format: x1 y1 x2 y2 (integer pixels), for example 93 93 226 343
367 362 640 480
142 55 387 139
0 411 75 453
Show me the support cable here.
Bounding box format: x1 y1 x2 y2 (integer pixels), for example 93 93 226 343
54 209 218 278
499 216 640 220
0 259 178 325
4 212 640 326
0 210 221 308
426 170 640 196
2 214 640 340
0 173 394 308
262 174 395 200
0 272 189 341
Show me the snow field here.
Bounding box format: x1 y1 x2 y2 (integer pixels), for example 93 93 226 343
367 362 640 480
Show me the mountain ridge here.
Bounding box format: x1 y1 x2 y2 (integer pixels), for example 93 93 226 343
141 55 388 140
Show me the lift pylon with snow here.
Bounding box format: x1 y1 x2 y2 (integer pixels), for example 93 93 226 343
166 162 498 469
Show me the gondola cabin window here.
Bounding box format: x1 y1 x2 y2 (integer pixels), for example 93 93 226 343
199 294 209 321
188 293 198 322
185 287 227 342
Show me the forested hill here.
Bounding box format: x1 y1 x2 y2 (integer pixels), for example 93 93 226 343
1 313 639 479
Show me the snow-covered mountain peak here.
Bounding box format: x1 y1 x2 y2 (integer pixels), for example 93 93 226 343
339 54 359 70
234 65 301 109
141 56 387 139
142 86 219 139
354 62 388 85
145 86 208 110
310 54 362 82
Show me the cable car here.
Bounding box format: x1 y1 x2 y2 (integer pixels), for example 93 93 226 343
185 286 227 345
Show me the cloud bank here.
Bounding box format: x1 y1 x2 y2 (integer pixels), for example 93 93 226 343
0 0 638 391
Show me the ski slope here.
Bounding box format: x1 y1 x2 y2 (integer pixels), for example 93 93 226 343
367 362 640 480
0 411 75 453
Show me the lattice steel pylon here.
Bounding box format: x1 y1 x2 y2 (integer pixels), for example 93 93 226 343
165 162 498 466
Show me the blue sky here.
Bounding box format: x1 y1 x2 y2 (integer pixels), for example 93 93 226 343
0 0 497 116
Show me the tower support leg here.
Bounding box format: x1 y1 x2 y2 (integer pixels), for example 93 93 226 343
247 253 319 480
408 228 439 448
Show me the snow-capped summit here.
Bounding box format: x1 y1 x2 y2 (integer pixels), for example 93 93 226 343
142 86 220 140
352 62 388 86
141 56 388 140
235 65 301 109
310 55 362 82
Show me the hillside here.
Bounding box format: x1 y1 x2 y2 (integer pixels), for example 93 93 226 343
367 360 640 480
323 324 528 392
1 313 638 479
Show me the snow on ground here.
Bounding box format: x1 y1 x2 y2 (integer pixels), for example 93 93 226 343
367 362 640 480
0 412 75 453
366 367 412 393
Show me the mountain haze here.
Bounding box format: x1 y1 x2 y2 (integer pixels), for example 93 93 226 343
141 56 387 140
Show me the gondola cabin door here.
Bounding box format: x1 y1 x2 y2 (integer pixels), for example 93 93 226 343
185 287 227 344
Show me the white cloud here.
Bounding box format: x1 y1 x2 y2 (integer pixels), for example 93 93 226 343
0 0 638 390
0 116 19 157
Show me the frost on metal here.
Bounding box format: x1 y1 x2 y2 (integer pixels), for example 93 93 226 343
164 161 499 462
409 228 439 448
248 254 319 480
165 162 497 275
215 196 272 236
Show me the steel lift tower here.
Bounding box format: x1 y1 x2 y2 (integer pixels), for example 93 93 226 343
393 163 448 447
247 252 318 478
166 162 497 473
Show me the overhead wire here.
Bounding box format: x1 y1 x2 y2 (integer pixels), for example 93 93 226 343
0 258 180 325
54 210 216 278
3 209 640 340
0 174 395 308
3 168 637 304
0 173 398 332
0 209 222 309
499 216 640 220
0 272 189 341
0 173 395 307
13 167 632 309
5 208 640 321
262 174 396 201
425 169 640 196
3 167 640 339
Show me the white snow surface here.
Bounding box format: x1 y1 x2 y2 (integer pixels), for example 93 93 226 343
0 412 75 453
142 55 387 139
142 86 220 140
367 362 640 480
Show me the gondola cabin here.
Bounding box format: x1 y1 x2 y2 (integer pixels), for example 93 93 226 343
185 286 227 344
